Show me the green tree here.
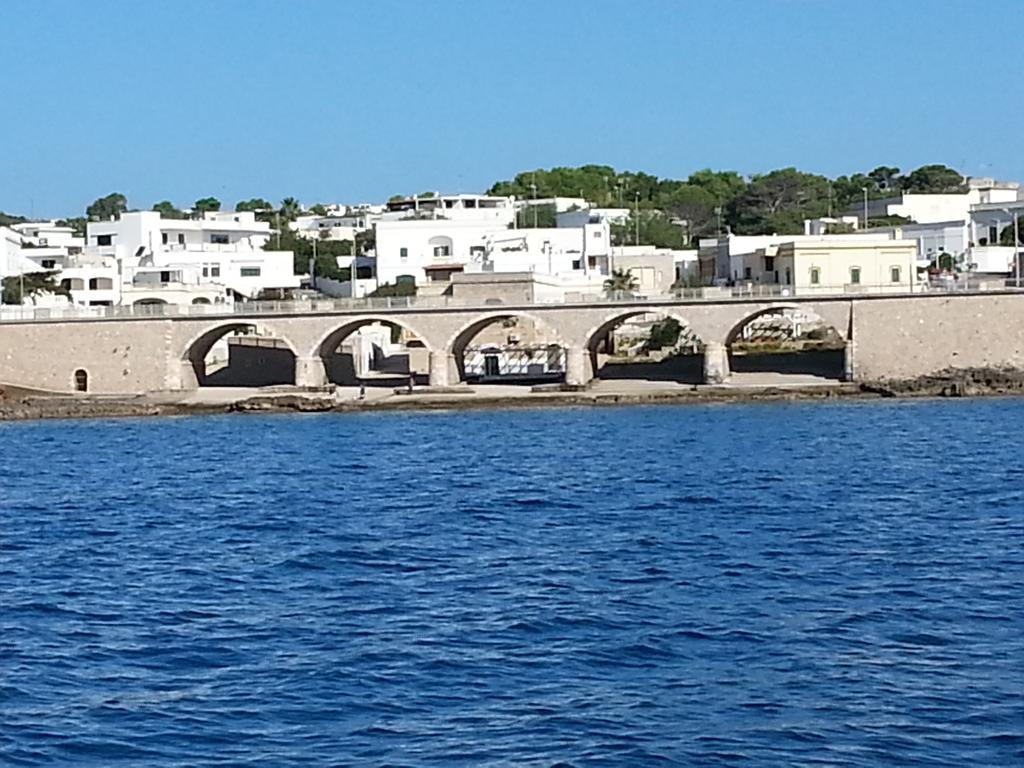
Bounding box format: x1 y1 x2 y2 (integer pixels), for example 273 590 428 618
236 198 273 212
515 204 557 228
686 169 747 207
279 197 301 221
369 280 417 298
662 184 719 239
644 317 682 351
728 168 831 235
901 164 965 193
152 200 185 219
193 197 221 216
868 165 901 191
0 211 28 227
999 217 1023 246
603 268 639 297
309 203 329 216
1 271 71 304
86 192 128 221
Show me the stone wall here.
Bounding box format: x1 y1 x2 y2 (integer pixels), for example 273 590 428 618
0 318 171 394
851 293 1024 380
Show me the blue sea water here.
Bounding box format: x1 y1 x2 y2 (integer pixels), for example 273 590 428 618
1 400 1023 767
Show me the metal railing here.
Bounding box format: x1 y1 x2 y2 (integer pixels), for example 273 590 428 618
0 280 1020 324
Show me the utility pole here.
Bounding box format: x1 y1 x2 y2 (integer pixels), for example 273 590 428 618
634 191 640 246
530 180 538 228
862 187 869 230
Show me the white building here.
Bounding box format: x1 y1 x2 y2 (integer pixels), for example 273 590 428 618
374 213 611 289
292 209 378 242
86 210 299 301
967 199 1024 276
10 220 84 250
556 207 631 228
844 178 1020 226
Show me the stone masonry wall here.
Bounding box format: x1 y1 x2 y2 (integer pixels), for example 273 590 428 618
851 293 1024 380
0 319 172 394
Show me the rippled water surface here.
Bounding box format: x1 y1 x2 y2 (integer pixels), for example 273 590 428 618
2 401 1023 766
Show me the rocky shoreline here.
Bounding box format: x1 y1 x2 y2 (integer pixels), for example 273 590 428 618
2 368 1023 422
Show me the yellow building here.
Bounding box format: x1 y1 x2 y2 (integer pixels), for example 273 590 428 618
735 237 921 294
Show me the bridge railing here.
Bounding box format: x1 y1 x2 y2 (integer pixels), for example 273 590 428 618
0 280 1019 323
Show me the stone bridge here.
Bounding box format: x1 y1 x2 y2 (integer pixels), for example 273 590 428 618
3 291 1024 394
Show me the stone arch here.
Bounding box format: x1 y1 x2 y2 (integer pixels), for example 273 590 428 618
311 315 434 386
73 368 89 393
447 310 568 384
724 304 847 380
180 321 300 387
581 308 705 384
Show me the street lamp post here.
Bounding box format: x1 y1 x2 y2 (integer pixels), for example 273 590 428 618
1015 212 1021 287
862 187 869 230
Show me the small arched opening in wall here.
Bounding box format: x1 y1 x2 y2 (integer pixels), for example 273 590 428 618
314 317 432 387
73 369 89 393
725 306 846 382
584 310 705 386
449 312 566 386
183 322 298 387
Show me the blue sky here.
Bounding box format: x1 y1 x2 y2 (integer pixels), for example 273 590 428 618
3 0 1022 217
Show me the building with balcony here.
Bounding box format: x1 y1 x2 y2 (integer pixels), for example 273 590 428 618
85 210 299 300
373 211 611 290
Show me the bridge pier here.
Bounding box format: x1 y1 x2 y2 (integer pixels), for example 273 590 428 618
565 346 590 387
702 342 730 384
843 339 857 381
176 360 199 390
295 357 328 388
429 352 456 387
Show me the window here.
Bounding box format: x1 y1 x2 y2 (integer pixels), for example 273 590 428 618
592 230 602 238
88 278 99 290
73 369 88 392
764 256 775 272
744 266 752 279
161 232 168 245
202 266 209 277
433 245 450 258
890 266 901 283
785 267 791 285
160 270 172 283
96 234 112 246
211 264 221 277
850 267 861 284
399 247 408 260
810 267 820 285
60 279 72 290
177 233 185 245
41 259 56 269
240 267 261 277
210 233 230 245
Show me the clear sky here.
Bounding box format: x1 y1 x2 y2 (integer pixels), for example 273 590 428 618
3 0 1022 217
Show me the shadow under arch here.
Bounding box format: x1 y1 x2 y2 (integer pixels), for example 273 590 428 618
182 321 299 386
448 310 567 384
582 308 704 384
725 304 845 379
312 316 433 386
